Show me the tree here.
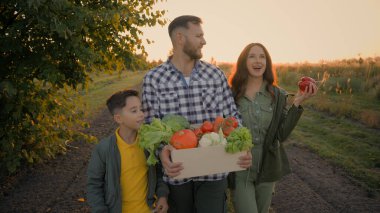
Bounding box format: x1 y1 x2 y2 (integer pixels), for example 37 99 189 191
0 0 166 175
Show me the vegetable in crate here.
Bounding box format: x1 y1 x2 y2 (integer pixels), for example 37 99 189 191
170 129 198 149
198 129 227 147
222 116 238 136
162 114 190 132
193 128 203 140
225 127 253 153
224 116 238 128
138 118 173 165
213 116 225 132
200 120 213 133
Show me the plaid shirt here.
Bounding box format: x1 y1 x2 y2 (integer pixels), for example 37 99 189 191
142 59 240 185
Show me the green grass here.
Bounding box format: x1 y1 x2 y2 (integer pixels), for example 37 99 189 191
289 109 380 191
280 84 380 128
76 71 146 116
275 63 380 194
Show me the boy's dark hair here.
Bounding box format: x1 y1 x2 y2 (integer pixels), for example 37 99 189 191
106 89 139 115
168 15 202 37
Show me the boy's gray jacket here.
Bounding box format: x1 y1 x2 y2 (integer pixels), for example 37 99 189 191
86 134 169 213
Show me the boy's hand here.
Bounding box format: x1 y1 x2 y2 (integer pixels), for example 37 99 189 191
237 151 252 169
160 145 183 177
154 197 168 213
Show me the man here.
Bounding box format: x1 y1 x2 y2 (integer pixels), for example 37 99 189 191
142 15 251 213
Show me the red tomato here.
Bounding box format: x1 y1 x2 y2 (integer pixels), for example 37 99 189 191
193 128 203 139
298 80 310 92
224 116 238 128
170 129 198 149
301 76 316 83
201 121 213 133
298 76 316 92
213 116 225 132
222 125 235 137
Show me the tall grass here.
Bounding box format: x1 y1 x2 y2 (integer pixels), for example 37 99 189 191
276 57 380 128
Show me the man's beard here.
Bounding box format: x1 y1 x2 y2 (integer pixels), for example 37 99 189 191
183 40 202 60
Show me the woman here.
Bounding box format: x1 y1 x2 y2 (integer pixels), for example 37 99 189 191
229 43 317 213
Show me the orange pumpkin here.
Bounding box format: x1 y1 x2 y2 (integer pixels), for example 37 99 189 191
170 129 198 149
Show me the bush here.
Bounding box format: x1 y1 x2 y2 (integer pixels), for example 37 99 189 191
0 0 165 175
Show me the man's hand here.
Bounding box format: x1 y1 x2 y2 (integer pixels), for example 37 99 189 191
237 151 252 168
154 197 168 213
160 145 183 177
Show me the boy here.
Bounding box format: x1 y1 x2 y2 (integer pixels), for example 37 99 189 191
87 89 169 213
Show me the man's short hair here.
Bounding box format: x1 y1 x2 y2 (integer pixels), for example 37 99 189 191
168 15 202 37
106 89 139 115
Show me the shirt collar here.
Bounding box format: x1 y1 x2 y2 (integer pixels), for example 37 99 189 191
115 128 138 147
166 58 201 75
259 81 270 97
241 80 271 102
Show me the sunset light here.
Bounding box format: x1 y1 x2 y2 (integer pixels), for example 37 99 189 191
142 0 380 63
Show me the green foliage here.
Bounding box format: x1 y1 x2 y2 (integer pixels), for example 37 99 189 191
162 114 190 132
138 118 173 165
0 0 166 175
225 127 253 153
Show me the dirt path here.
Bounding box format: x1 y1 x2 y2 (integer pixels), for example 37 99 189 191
0 109 116 213
272 143 380 212
1 109 379 213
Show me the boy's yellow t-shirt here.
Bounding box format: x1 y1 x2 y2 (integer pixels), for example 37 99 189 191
116 129 150 213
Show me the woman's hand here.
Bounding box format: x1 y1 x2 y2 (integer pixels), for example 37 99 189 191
293 82 318 107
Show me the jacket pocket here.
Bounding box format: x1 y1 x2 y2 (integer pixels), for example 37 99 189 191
260 104 274 130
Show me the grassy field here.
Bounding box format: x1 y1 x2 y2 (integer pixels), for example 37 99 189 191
273 59 380 191
76 71 146 117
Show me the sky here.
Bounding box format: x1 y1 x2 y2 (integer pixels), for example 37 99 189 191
142 0 380 64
